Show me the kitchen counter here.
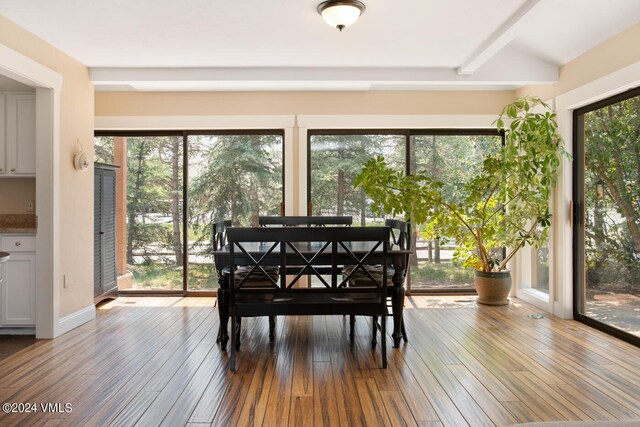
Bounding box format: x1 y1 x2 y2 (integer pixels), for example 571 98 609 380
0 214 37 234
0 227 37 233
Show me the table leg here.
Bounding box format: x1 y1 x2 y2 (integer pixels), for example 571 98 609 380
391 270 405 348
216 275 230 351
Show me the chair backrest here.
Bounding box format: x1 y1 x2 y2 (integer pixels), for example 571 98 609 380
227 226 389 291
258 216 353 227
385 219 411 278
385 219 411 251
212 220 232 251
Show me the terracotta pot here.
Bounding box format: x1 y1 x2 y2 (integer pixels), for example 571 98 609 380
474 270 512 306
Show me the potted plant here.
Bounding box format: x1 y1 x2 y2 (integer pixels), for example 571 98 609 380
355 96 567 305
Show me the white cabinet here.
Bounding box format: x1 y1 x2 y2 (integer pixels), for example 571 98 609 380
0 234 36 326
1 93 36 177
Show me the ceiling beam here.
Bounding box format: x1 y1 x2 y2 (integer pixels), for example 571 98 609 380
90 59 557 92
457 0 543 75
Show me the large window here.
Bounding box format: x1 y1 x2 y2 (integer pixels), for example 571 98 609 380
308 129 502 293
308 132 405 225
409 132 503 291
187 133 283 291
574 87 640 344
94 130 284 293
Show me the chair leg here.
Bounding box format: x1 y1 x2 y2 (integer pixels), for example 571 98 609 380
371 315 378 349
349 315 355 342
269 316 276 342
230 314 237 372
235 316 242 351
216 279 230 351
401 318 408 343
381 311 387 369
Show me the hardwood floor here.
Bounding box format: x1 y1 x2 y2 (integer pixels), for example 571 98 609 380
0 296 639 426
0 335 39 362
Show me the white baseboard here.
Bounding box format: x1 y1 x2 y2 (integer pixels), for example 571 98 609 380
53 304 95 337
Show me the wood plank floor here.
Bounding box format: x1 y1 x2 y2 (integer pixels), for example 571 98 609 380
0 296 639 426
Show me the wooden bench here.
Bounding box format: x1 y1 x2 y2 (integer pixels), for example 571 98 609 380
226 226 389 371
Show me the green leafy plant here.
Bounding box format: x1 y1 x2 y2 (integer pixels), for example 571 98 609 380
355 96 568 272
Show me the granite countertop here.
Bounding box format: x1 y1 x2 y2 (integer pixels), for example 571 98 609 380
0 214 37 234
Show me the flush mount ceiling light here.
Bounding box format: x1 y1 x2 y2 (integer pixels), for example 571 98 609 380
317 0 366 31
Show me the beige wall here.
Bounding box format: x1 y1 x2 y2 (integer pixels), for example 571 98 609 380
95 90 515 116
0 16 94 318
518 23 640 100
0 178 36 214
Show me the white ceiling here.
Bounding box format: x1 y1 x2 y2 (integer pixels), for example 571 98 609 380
1 0 639 91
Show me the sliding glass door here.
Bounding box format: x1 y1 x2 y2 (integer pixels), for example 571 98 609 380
94 130 284 293
574 87 640 344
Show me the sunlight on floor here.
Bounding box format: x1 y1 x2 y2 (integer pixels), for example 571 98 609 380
406 295 477 309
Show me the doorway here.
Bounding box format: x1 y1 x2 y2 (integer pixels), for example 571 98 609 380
0 44 61 338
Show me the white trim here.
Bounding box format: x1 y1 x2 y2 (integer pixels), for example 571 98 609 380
95 115 296 130
556 60 640 110
54 304 96 337
297 127 308 215
553 109 574 319
297 115 497 129
0 43 62 338
0 44 62 91
283 127 294 215
518 288 552 306
514 248 553 311
35 87 61 338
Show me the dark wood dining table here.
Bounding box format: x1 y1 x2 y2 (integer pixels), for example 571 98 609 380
213 237 411 349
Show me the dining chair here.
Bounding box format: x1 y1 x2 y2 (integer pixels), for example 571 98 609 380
213 220 278 346
344 219 411 348
258 215 353 227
